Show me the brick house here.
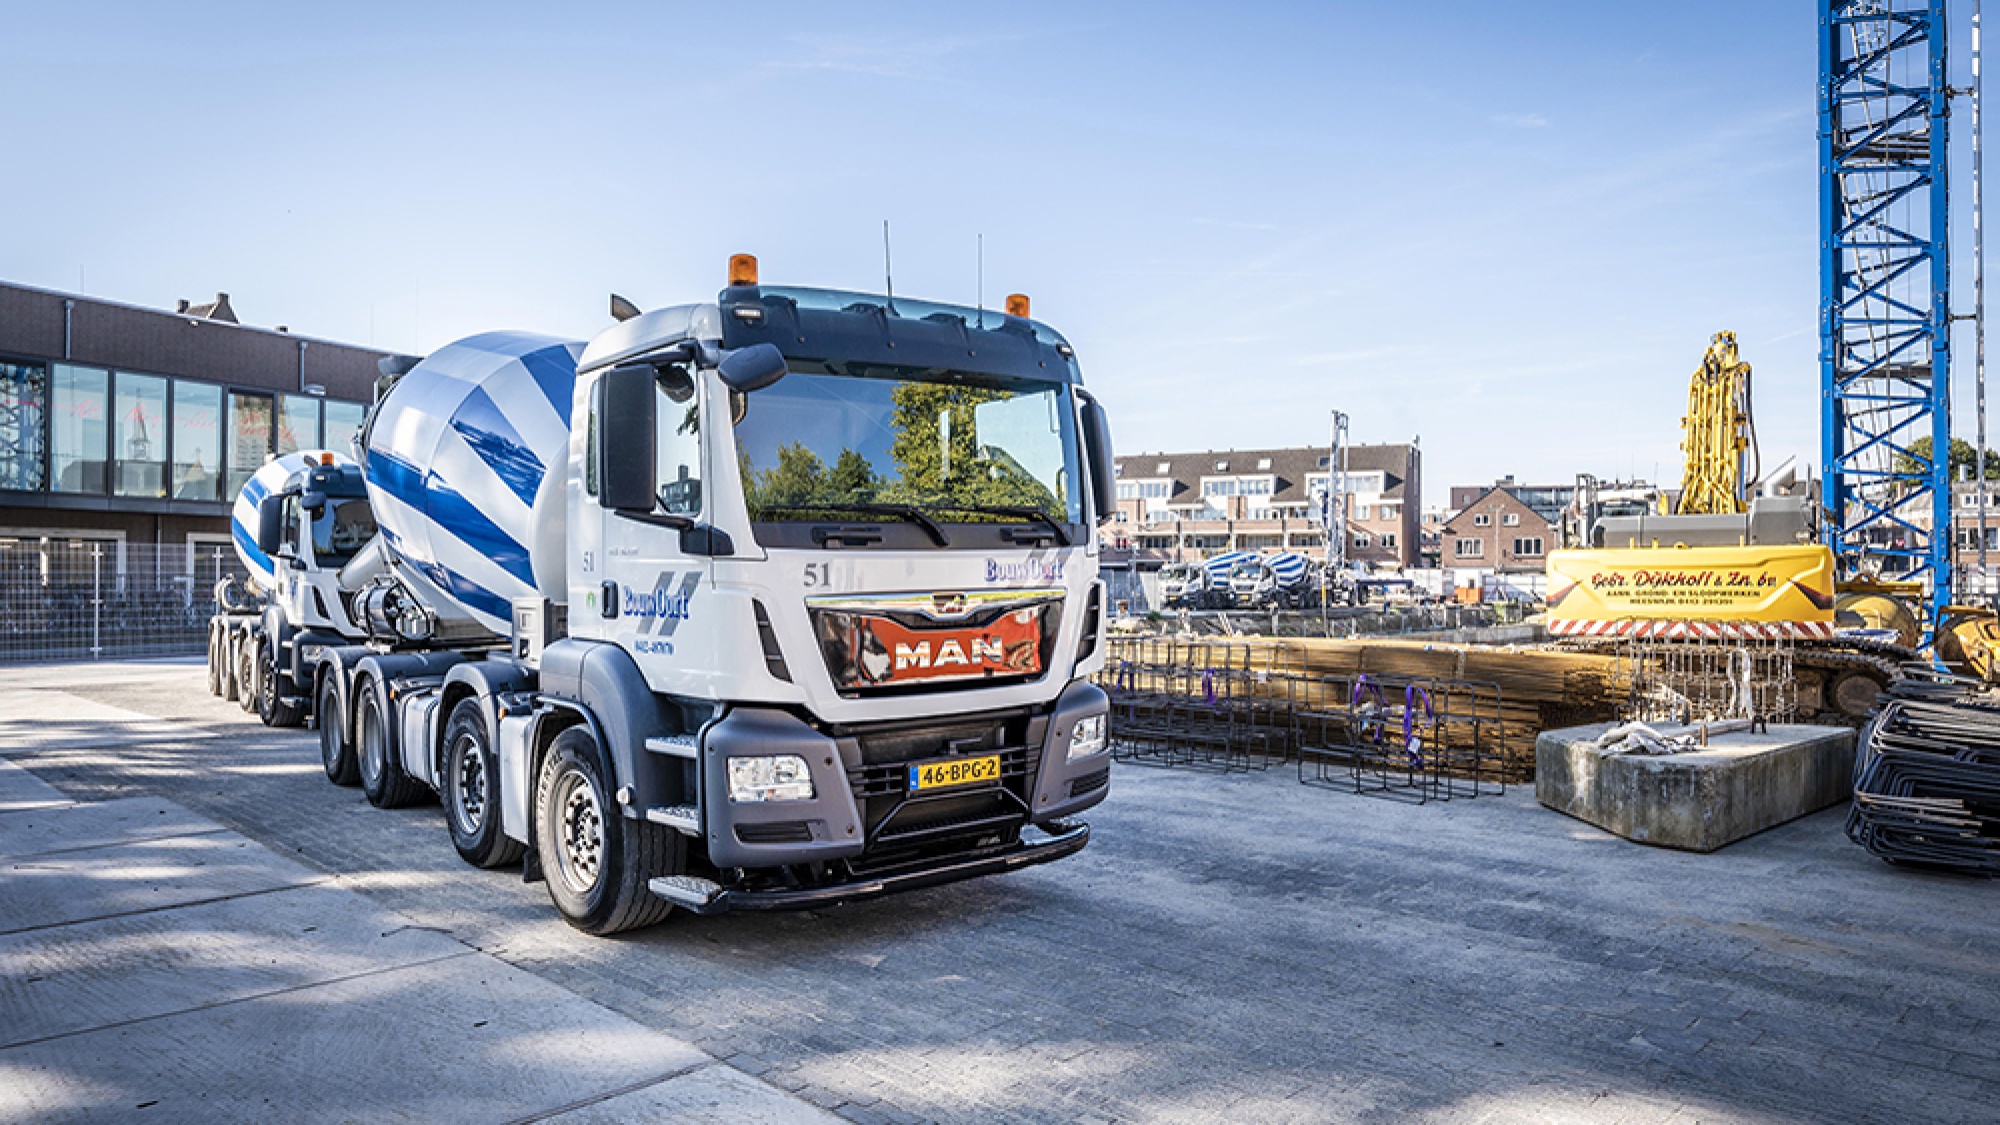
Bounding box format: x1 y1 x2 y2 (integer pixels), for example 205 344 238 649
1439 486 1556 574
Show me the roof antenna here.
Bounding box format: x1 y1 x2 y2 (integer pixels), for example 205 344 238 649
882 219 896 314
977 232 985 329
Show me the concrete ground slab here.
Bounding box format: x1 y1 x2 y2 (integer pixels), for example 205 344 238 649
1536 722 1858 852
543 1063 841 1123
0 883 472 1046
0 758 70 814
0 795 218 860
0 951 714 1124
0 832 320 935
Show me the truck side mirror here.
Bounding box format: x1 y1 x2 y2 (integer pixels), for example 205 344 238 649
599 364 658 513
1080 393 1116 526
718 343 787 392
256 494 286 556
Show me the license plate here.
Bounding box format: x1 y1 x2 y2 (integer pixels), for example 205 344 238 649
908 754 1001 793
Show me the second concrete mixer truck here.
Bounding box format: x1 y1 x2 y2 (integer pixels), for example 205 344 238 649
308 256 1117 934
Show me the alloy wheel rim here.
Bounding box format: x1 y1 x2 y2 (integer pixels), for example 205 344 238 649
450 736 487 835
552 770 603 895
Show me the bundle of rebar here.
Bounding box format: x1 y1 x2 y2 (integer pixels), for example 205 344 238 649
1097 636 1630 782
1847 696 2000 876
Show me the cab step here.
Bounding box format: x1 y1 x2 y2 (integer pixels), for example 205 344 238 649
648 875 726 914
644 805 701 836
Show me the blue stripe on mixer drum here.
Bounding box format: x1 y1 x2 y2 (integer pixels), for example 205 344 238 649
232 520 270 576
366 449 536 589
517 344 580 418
412 556 512 625
448 386 546 508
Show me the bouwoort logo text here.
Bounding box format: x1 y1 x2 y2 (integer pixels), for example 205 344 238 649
985 558 1063 584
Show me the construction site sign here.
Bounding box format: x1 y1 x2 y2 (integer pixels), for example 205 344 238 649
1544 544 1836 637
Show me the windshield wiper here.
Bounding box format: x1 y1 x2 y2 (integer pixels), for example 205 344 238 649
933 504 1071 546
758 502 950 546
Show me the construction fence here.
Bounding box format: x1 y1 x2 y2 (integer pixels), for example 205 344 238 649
0 538 250 664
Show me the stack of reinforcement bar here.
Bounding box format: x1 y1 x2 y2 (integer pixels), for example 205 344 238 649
1099 636 1629 781
1847 693 2000 875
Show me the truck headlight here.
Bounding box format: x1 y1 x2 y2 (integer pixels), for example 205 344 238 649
1067 713 1108 761
727 755 816 802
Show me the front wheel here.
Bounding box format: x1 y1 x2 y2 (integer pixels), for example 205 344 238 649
319 674 359 786
357 682 423 809
534 728 680 935
443 699 524 869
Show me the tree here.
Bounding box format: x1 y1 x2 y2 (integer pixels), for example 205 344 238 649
881 383 1063 515
1894 437 2000 481
827 448 878 499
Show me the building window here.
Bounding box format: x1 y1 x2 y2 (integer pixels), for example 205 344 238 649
1455 538 1484 558
1472 513 1491 527
277 394 322 455
113 372 169 498
1356 504 1371 520
172 381 223 501
226 392 274 500
324 400 366 454
1117 482 1136 500
1512 537 1544 556
1156 461 1170 474
1353 531 1371 549
1503 512 1521 527
0 358 47 491
1381 532 1397 549
51 365 109 494
1257 458 1271 470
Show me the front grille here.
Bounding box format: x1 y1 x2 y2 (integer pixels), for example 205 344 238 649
736 821 813 845
1068 767 1110 799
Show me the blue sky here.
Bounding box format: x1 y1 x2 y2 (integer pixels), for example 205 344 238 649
1 2 1981 498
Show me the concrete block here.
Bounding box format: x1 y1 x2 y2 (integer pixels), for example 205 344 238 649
1536 722 1857 852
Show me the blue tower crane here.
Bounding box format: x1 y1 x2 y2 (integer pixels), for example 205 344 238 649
1819 0 1953 630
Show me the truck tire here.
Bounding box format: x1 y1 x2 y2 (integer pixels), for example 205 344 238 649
257 639 306 728
207 626 223 696
319 674 359 786
357 682 424 809
222 634 242 702
533 728 679 935
237 641 258 713
443 698 524 869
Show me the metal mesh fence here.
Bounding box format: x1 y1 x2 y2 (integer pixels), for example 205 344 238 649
0 538 250 663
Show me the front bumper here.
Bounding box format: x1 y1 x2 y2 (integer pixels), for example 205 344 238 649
656 820 1090 915
688 679 1111 871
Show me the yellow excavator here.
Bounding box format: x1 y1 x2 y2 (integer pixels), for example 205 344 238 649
1544 332 1988 720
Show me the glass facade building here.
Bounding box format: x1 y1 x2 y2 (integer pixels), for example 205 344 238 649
1 356 368 510
1 280 392 558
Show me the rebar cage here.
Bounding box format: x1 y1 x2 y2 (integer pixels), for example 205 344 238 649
1098 637 1509 802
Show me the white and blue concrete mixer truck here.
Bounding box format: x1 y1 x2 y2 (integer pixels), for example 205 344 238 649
205 451 381 726
308 255 1118 934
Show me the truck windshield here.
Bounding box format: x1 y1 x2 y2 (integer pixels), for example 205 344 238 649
311 496 376 564
734 362 1082 528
